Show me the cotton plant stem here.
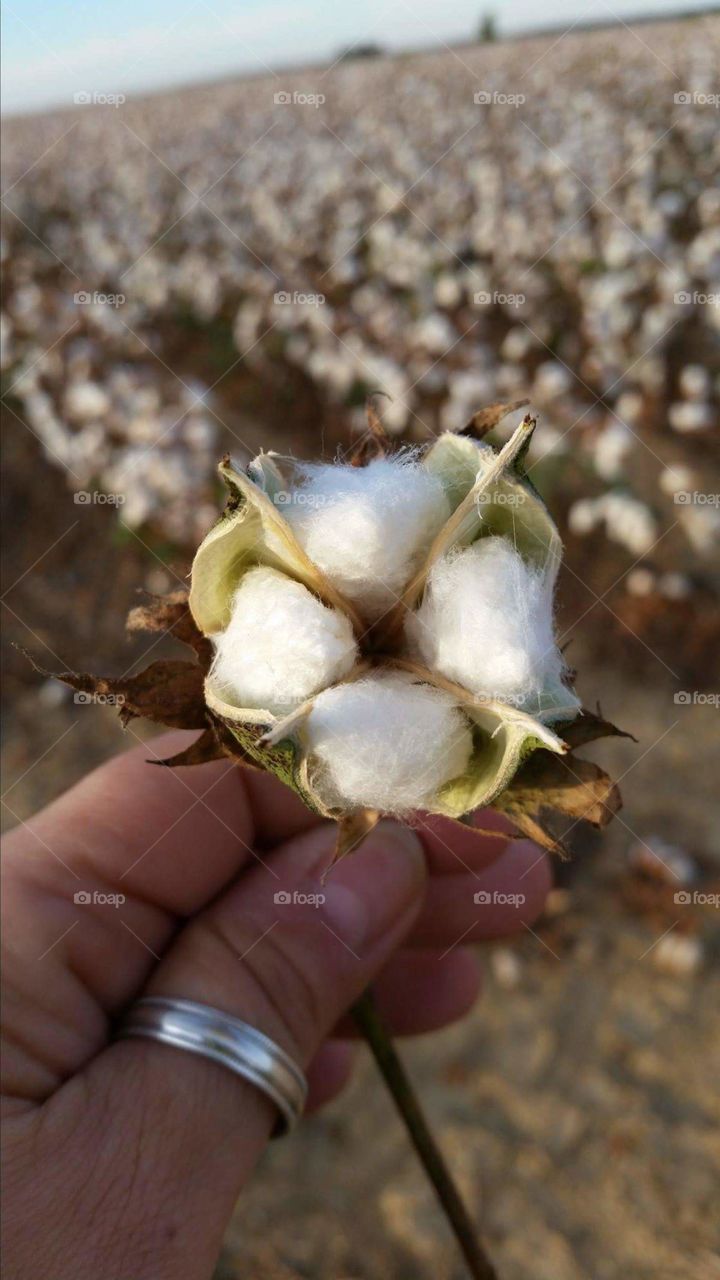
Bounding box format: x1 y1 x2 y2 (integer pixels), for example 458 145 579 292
351 988 498 1280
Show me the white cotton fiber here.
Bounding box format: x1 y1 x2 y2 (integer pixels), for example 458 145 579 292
282 457 451 622
406 537 567 714
305 671 473 814
211 567 358 715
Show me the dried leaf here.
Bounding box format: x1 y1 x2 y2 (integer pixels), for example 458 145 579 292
329 809 380 870
350 395 392 466
459 399 530 441
561 707 637 750
36 658 209 730
441 814 521 841
494 749 622 857
499 810 571 858
127 590 213 668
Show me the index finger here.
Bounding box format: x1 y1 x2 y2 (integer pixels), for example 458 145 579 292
8 730 320 917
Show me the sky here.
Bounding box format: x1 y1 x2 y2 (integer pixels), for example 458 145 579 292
2 0 714 115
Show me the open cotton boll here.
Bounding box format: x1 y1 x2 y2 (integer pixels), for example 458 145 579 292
306 672 473 814
211 567 358 716
406 538 568 714
282 457 451 622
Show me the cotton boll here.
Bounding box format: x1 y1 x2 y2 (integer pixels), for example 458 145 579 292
568 498 600 537
532 361 572 403
406 538 567 713
615 391 644 425
211 568 358 716
306 673 473 813
283 457 451 622
64 381 110 422
601 493 658 556
659 464 695 496
659 571 691 601
668 402 713 434
678 365 710 401
593 421 634 480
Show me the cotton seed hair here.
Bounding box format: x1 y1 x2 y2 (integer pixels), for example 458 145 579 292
305 672 474 814
406 537 567 713
282 456 452 623
211 567 358 716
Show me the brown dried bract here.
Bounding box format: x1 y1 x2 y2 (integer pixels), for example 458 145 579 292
349 394 392 466
494 736 622 857
458 399 530 441
127 589 213 669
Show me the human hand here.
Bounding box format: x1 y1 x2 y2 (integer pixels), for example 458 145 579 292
1 730 550 1280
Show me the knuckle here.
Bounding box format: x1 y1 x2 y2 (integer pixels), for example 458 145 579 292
176 911 326 1065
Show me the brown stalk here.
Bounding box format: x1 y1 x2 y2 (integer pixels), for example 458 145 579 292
352 988 498 1280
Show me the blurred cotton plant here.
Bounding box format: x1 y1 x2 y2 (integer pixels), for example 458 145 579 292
3 17 719 663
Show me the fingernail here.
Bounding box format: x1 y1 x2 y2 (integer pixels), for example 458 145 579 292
320 821 426 954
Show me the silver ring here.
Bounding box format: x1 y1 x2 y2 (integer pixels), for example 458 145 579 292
117 997 307 1134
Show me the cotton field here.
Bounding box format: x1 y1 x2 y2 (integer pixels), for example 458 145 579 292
3 19 720 1278
2 15 719 678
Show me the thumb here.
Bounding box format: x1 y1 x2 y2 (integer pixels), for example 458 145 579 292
78 821 426 1276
